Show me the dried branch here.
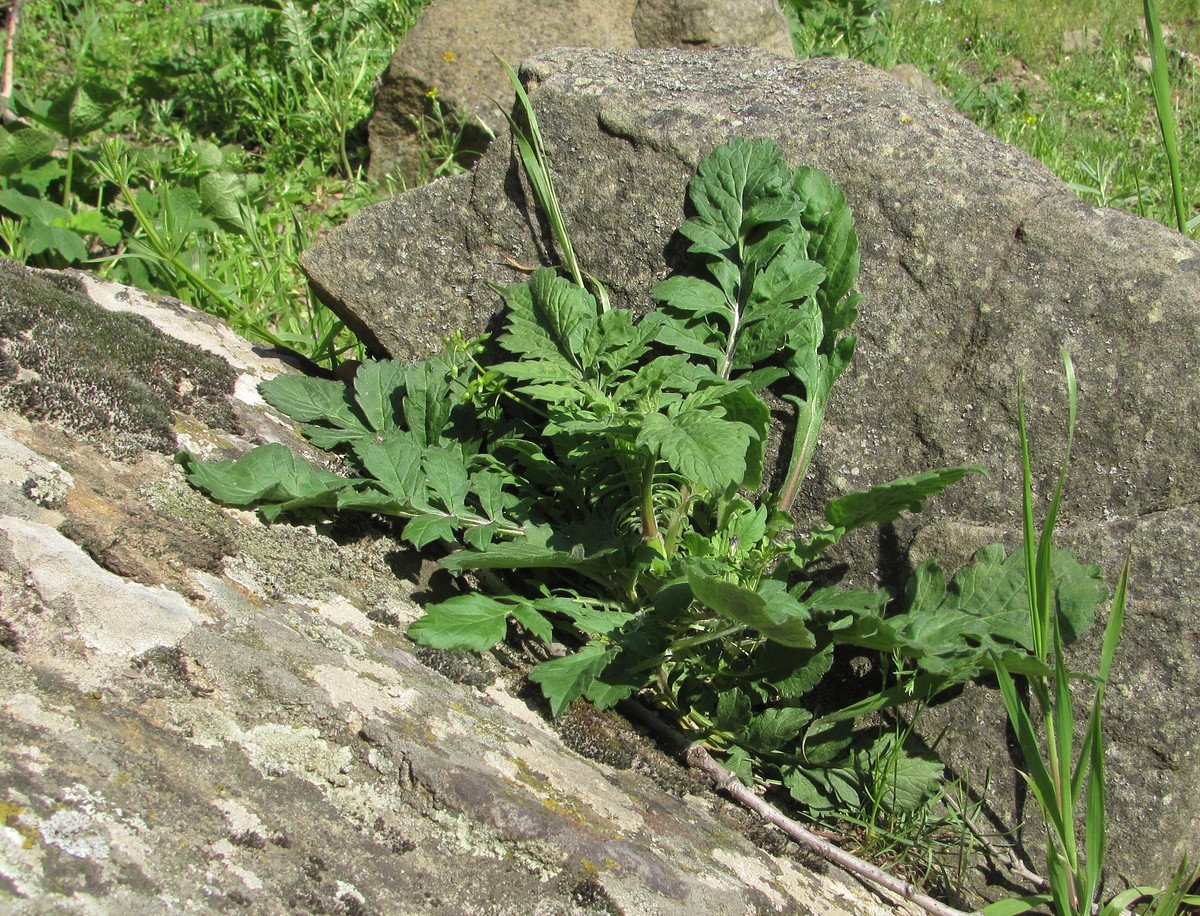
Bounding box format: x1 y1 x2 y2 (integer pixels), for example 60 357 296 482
2 0 25 124
621 701 982 916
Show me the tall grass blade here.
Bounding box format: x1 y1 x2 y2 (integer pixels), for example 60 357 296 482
1143 0 1188 233
497 57 584 290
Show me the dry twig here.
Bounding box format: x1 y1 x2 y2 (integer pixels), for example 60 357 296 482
2 0 25 124
621 701 982 916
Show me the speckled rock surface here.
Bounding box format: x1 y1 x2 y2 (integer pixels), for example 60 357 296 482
0 262 920 915
302 48 1200 893
366 0 792 183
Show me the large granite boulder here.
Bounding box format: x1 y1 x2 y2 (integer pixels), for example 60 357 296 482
0 259 921 914
367 0 792 183
301 48 1200 893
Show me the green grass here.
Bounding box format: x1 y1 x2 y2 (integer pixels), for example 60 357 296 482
789 0 1199 234
3 0 1195 370
2 0 438 368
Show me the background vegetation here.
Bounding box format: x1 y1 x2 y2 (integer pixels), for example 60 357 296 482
1 0 1195 365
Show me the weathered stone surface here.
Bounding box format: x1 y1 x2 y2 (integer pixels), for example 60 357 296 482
0 262 920 914
302 48 1200 893
367 0 792 183
632 0 793 53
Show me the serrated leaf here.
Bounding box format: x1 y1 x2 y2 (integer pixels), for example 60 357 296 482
856 733 944 813
509 603 554 643
42 81 121 138
650 275 730 318
180 443 348 508
359 436 422 503
423 446 469 515
260 375 366 431
688 570 815 648
715 689 753 732
529 268 596 370
402 514 456 549
198 171 246 231
686 138 797 255
0 126 57 176
723 746 755 785
528 643 617 717
407 594 509 651
824 464 985 531
403 358 454 447
637 410 749 495
783 765 860 811
741 706 811 753
22 222 88 262
880 546 1105 679
352 359 407 435
0 187 70 223
440 538 617 578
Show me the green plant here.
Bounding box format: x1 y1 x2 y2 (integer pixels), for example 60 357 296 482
977 352 1115 916
785 0 892 60
1142 0 1188 233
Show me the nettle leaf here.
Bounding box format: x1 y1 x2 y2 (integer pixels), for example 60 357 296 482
637 409 750 495
529 642 618 717
41 81 121 138
407 594 509 651
824 464 986 532
353 359 407 435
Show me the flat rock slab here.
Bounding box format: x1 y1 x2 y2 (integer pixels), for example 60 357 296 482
0 261 919 915
302 48 1200 890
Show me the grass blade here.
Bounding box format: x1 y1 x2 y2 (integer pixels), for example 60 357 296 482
1143 0 1188 233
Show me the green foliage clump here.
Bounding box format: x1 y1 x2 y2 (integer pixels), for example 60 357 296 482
181 139 1112 843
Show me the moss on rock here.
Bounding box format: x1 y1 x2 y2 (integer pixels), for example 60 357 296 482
0 261 238 458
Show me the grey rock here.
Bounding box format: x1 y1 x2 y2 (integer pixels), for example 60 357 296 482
888 62 946 104
632 0 794 53
367 0 793 184
302 47 1200 894
0 261 919 915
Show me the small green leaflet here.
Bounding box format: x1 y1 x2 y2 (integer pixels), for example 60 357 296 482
854 733 944 814
637 409 751 496
688 570 815 648
179 443 349 509
528 643 618 717
407 594 509 651
824 464 986 532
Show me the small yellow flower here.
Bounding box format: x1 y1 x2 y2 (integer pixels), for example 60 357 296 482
443 50 456 63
